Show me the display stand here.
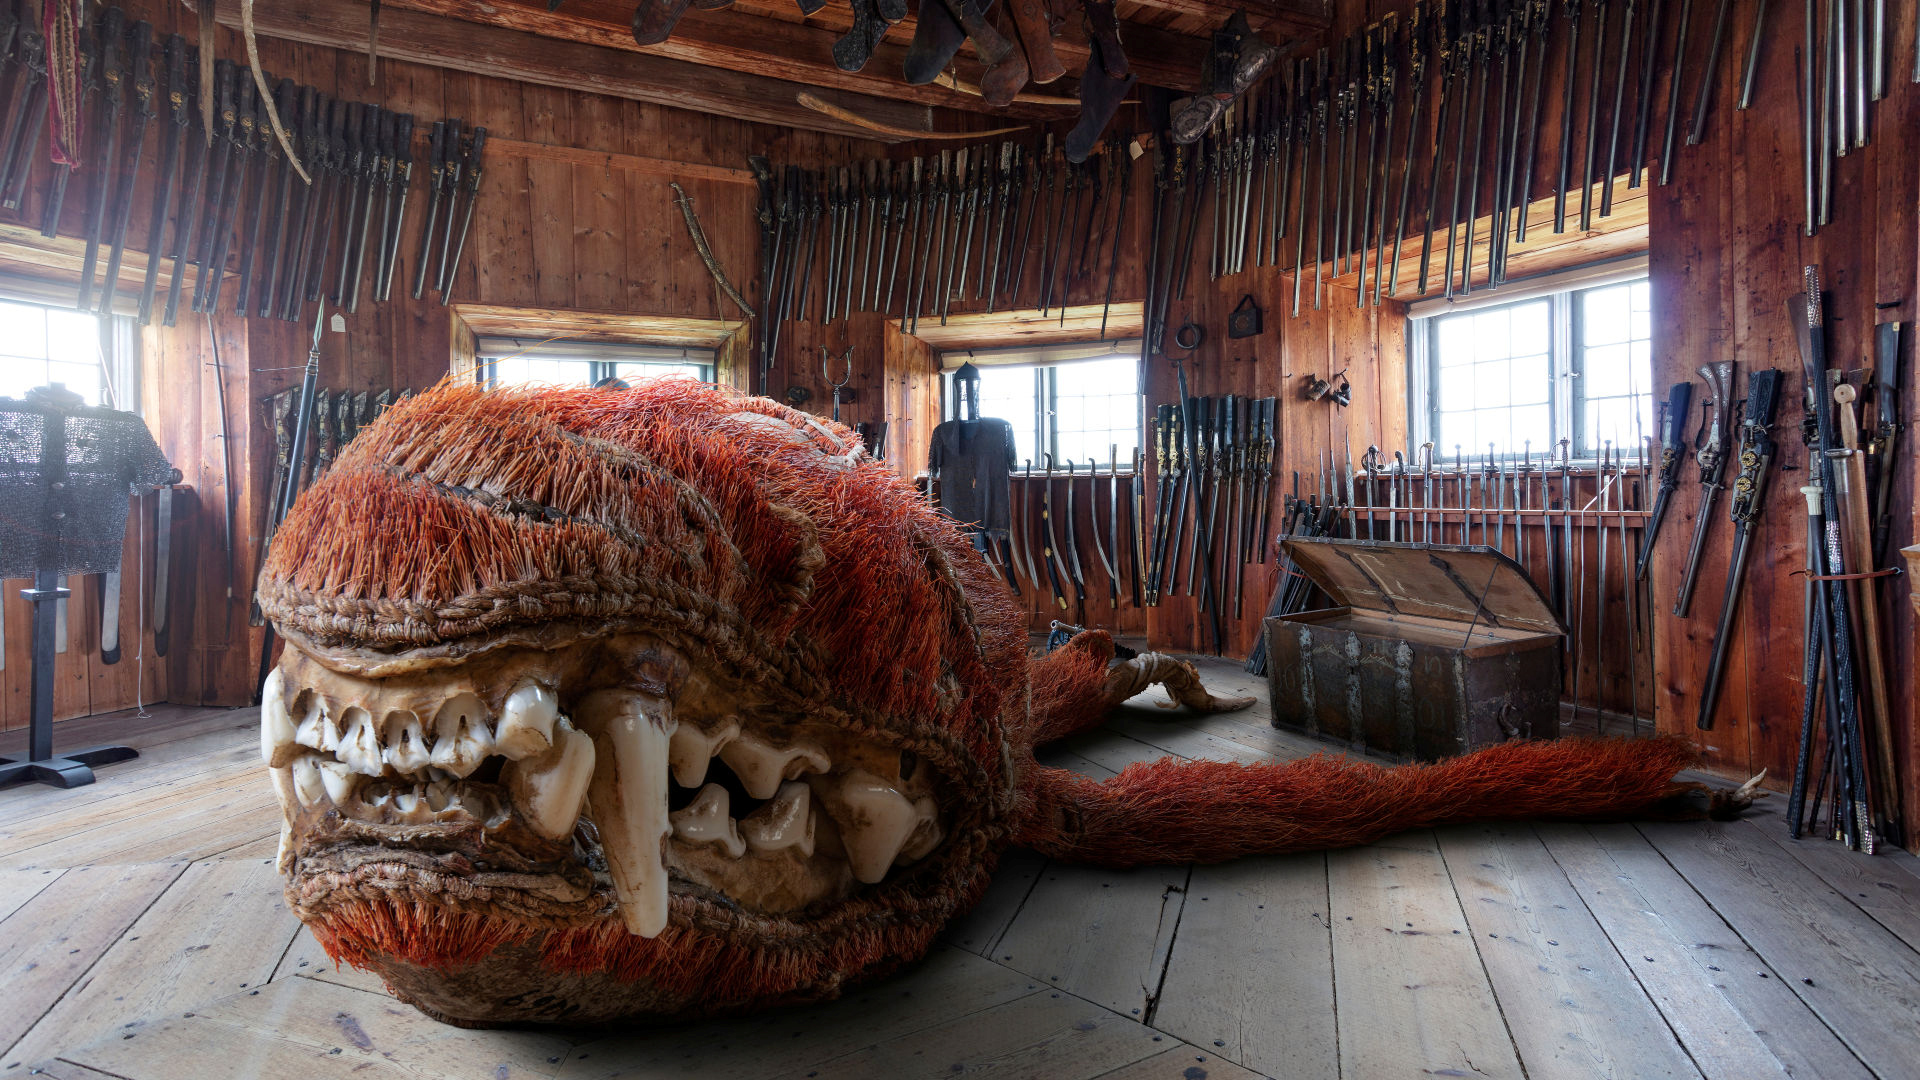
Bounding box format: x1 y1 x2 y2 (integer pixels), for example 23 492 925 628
0 571 138 788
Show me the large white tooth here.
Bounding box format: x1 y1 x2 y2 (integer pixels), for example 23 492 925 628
719 733 830 800
741 780 816 857
291 755 326 806
393 787 430 824
268 764 295 818
669 783 746 858
900 796 942 862
813 769 920 884
260 668 298 768
385 712 431 774
495 681 560 760
576 689 677 938
503 717 597 840
429 692 494 778
317 758 359 805
668 715 740 788
292 696 338 753
338 707 385 777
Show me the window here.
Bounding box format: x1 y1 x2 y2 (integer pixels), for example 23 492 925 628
476 340 713 388
1417 278 1651 461
944 352 1141 470
0 301 116 406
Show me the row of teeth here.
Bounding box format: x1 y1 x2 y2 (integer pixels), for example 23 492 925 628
261 670 942 938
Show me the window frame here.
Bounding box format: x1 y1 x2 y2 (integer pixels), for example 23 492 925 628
943 354 1142 473
476 353 715 389
1411 277 1651 465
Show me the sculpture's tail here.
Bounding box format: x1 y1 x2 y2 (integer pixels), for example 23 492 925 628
1012 736 1759 868
1025 630 1256 747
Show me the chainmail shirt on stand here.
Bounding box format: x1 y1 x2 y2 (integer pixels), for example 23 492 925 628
0 388 175 578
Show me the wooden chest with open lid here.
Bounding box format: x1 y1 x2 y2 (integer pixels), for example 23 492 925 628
1263 537 1567 761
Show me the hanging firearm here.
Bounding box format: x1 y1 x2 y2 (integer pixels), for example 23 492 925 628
97 19 154 316
1364 14 1399 302
1658 0 1694 186
76 6 127 312
1386 4 1427 298
1417 9 1456 294
441 126 488 304
0 18 40 205
1635 381 1694 578
1598 0 1636 218
1575 0 1610 234
256 79 301 317
1672 360 1733 616
1100 136 1132 337
1552 0 1583 231
1485 3 1518 283
233 76 281 315
1452 9 1492 296
1512 0 1551 243
431 119 469 296
162 59 216 327
203 73 259 315
1696 369 1783 729
134 37 188 324
287 94 341 318
411 119 450 300
329 103 372 306
187 59 239 316
1688 0 1734 145
375 111 414 304
342 105 386 312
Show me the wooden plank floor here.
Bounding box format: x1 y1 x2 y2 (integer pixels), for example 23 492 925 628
1 662 1916 1079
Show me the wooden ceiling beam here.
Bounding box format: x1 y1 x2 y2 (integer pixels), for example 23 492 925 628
215 0 956 141
389 0 1095 115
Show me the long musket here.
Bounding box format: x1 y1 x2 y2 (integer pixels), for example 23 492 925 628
234 77 281 315
41 15 101 238
1575 0 1610 233
1100 137 1133 337
376 112 414 302
986 142 1013 311
1453 12 1492 296
188 60 239 315
1553 0 1583 231
1128 446 1145 605
135 35 188 324
76 7 128 311
1145 407 1173 603
1673 360 1733 616
202 74 258 315
1657 0 1695 186
1416 10 1456 294
1687 0 1734 145
1387 4 1427 297
256 79 301 315
411 119 449 300
430 119 468 297
345 105 387 312
1635 380 1693 578
1629 0 1664 187
441 126 488 304
98 20 154 316
162 61 216 327
1599 0 1636 217
1696 369 1782 729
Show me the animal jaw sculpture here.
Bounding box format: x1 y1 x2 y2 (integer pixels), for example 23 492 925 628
257 380 1753 1027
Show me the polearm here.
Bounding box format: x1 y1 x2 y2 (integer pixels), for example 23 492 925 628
98 20 154 316
1635 380 1693 578
1697 369 1782 729
1672 361 1732 616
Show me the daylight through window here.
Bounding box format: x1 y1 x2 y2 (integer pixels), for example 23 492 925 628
0 301 112 406
1419 279 1651 462
946 353 1140 471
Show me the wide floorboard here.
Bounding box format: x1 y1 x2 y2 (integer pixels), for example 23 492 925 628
0 660 1912 1079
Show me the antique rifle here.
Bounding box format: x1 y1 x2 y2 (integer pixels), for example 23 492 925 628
1629 0 1664 187
1866 321 1900 562
1365 15 1399 302
859 159 880 310
955 154 981 308
1738 0 1769 108
202 73 258 315
892 157 922 318
257 79 301 316
1657 0 1694 186
41 13 101 238
1311 50 1330 307
77 6 128 312
431 119 468 297
1599 0 1636 217
345 105 387 312
1672 360 1733 617
1578 0 1610 232
330 102 371 306
1514 0 1551 240
376 111 415 303
1453 12 1491 296
162 65 215 327
442 126 488 304
1417 10 1456 294
1552 0 1583 231
234 76 281 315
1100 137 1132 337
1128 446 1145 605
136 36 188 324
1688 0 1734 144
1696 369 1783 729
1387 5 1428 297
0 13 32 199
985 144 1012 311
1635 380 1693 578
98 20 154 316
188 60 238 315
284 93 335 318
410 119 448 300
1353 24 1381 299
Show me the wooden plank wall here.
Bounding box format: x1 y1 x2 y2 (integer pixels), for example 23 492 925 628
1644 0 1919 838
0 0 881 710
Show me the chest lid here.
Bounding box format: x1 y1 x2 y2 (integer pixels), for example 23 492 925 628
1279 537 1565 637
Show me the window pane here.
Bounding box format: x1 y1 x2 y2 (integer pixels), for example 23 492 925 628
1508 300 1550 354
1436 315 1475 367
0 301 47 357
1473 310 1510 362
610 360 708 382
1052 355 1140 467
0 303 106 405
1509 354 1550 405
1511 405 1551 453
1474 359 1511 408
1582 284 1632 346
1584 343 1632 396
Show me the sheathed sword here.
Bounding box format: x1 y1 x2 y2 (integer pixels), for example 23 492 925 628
1038 456 1068 610
1089 455 1117 606
1064 460 1087 622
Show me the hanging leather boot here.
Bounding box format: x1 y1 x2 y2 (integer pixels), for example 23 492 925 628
904 0 970 85
631 0 693 45
1065 34 1135 162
